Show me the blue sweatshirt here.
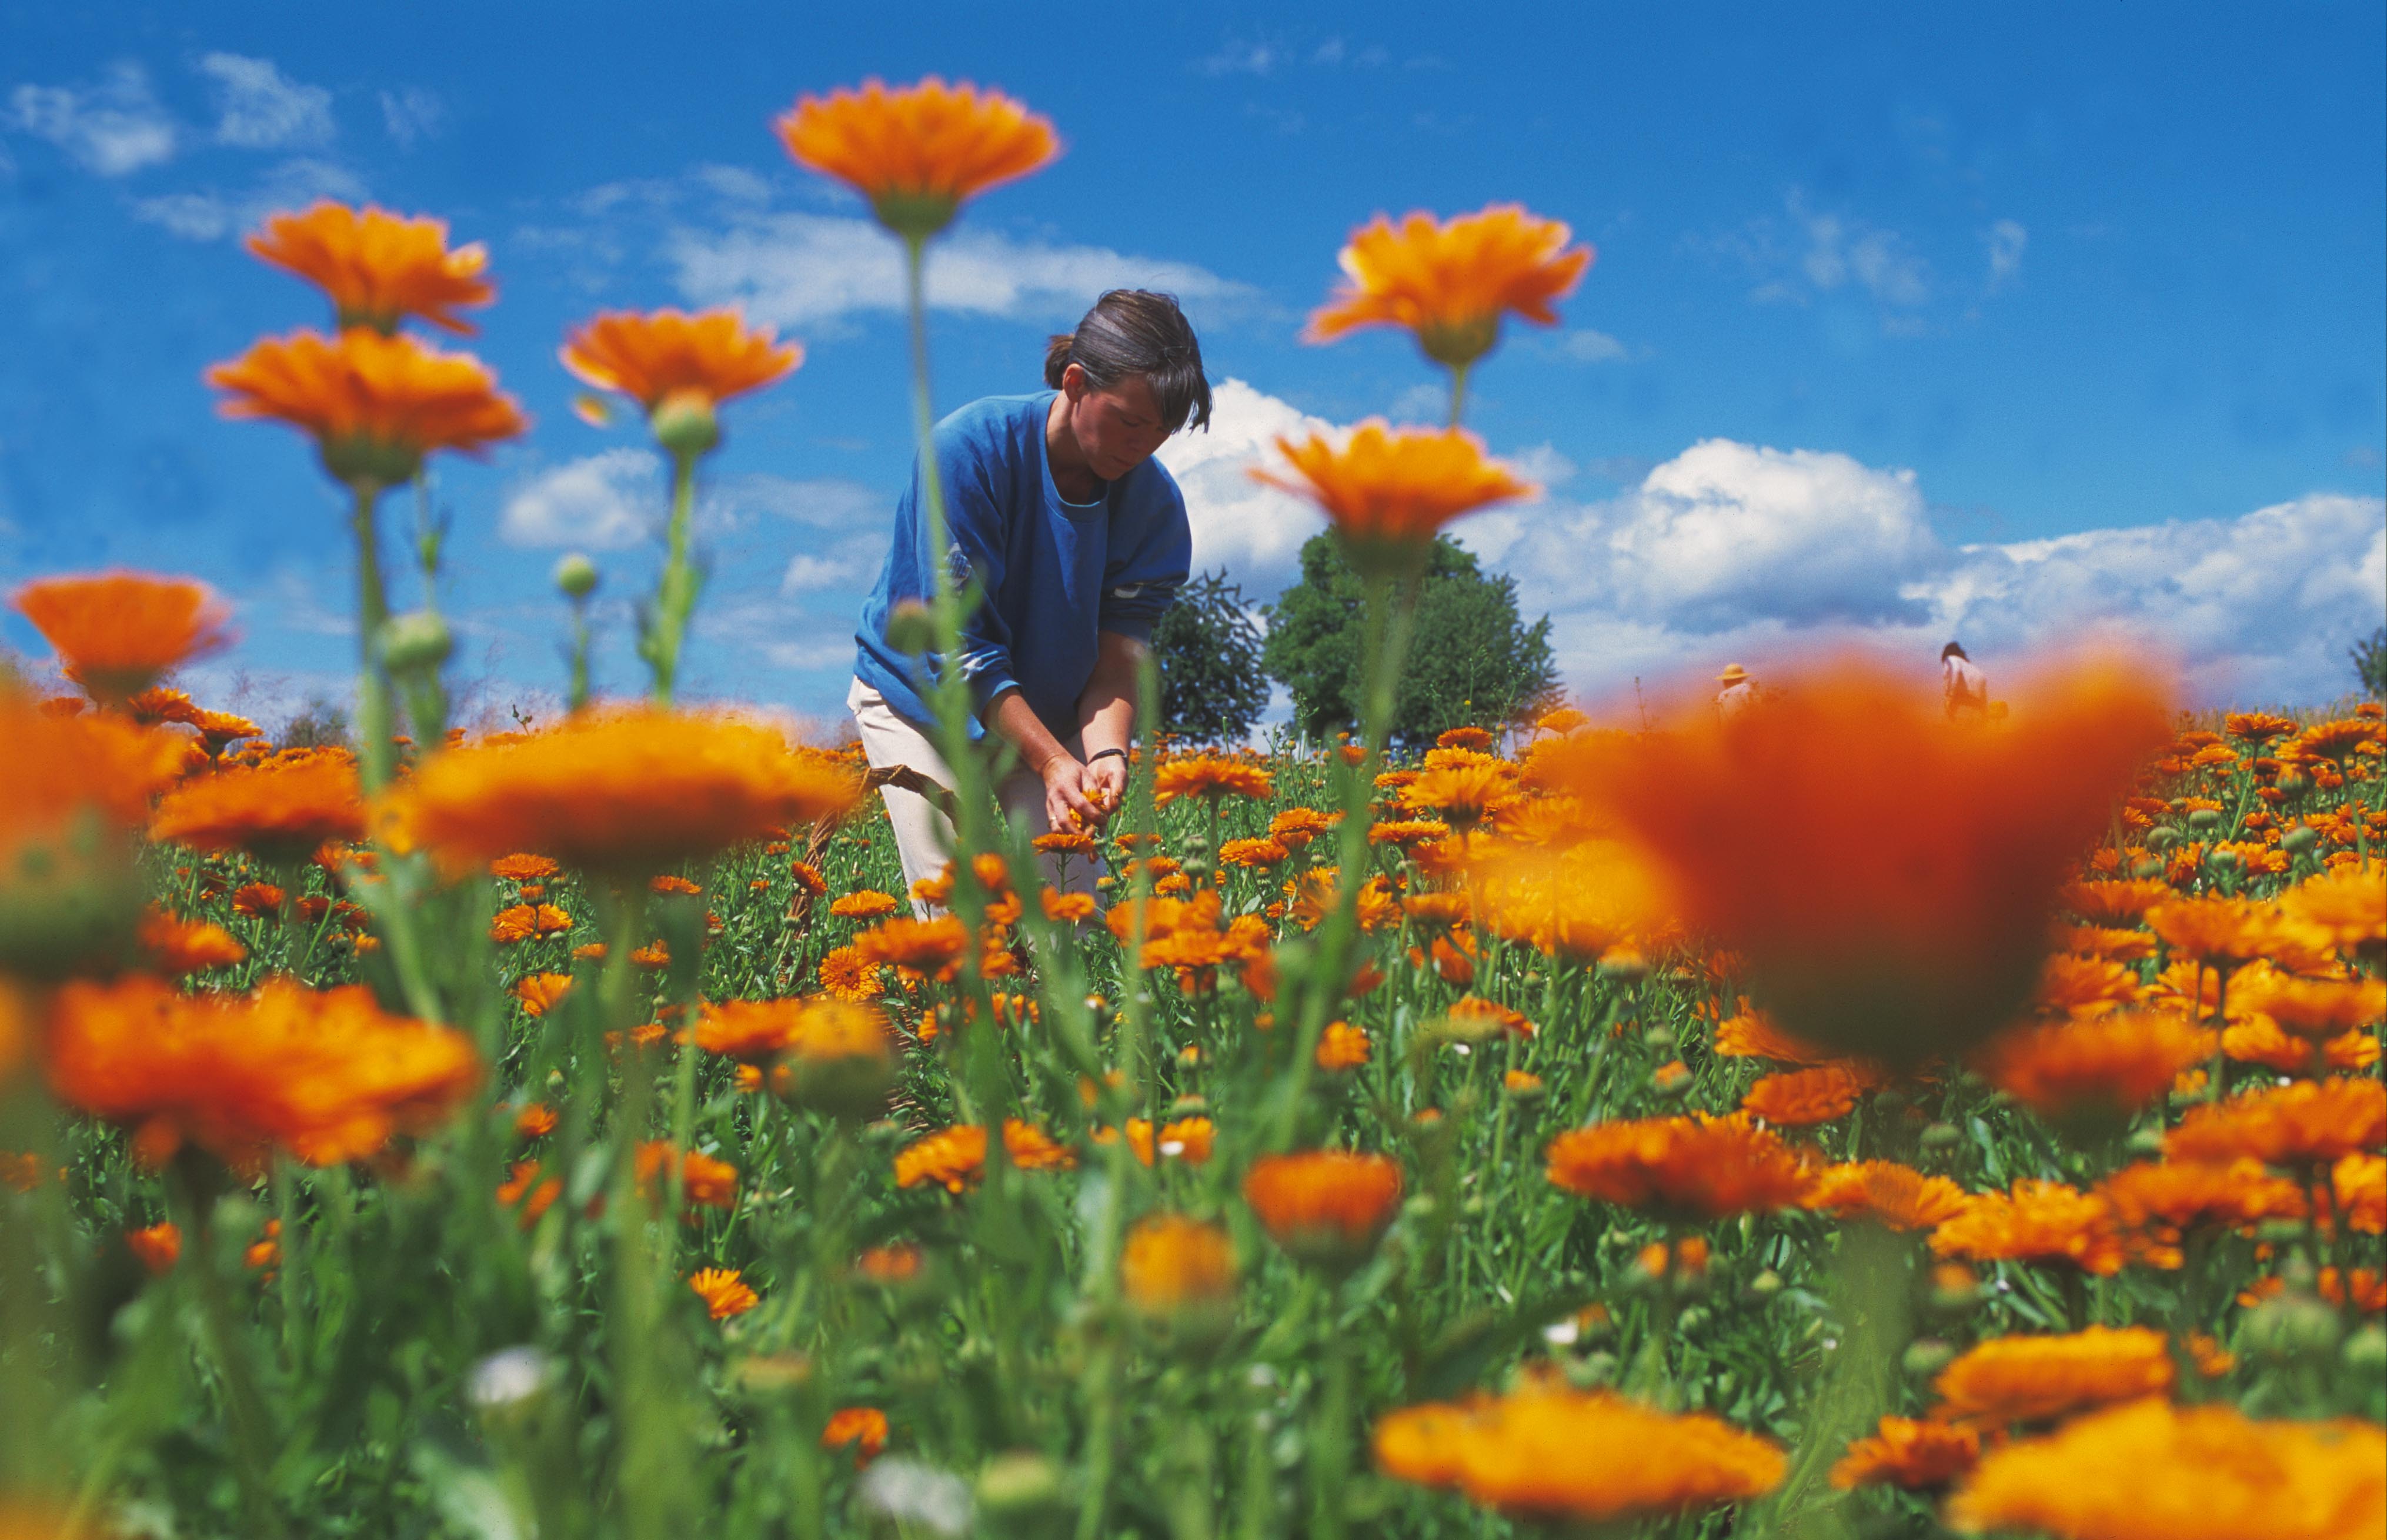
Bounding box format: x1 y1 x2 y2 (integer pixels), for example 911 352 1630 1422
854 391 1192 739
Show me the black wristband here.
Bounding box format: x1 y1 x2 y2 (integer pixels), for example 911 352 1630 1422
1086 747 1129 766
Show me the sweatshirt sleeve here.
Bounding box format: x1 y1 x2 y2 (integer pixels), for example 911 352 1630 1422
1098 478 1193 643
914 421 1020 718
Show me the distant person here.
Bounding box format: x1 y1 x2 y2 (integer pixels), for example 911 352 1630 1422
850 289 1208 907
1942 641 1987 720
1715 662 1757 721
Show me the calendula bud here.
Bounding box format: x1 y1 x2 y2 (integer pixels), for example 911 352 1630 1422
649 389 720 457
379 610 453 674
2281 825 2319 856
2186 807 2223 831
2146 827 2181 853
554 553 599 599
1901 1339 1957 1380
2206 847 2241 873
884 599 937 657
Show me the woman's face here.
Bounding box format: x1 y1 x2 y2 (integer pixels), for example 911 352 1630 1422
1061 365 1171 480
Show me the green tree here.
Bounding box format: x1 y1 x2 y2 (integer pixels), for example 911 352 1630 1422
1150 569 1271 743
1261 533 1559 751
2352 626 2387 699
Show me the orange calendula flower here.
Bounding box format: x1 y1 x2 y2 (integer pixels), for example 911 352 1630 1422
635 1142 738 1210
496 1160 562 1227
1375 1384 1783 1522
46 974 477 1172
1929 1180 2125 1275
2095 1158 2305 1242
2280 860 2385 960
489 904 573 945
1551 656 2169 1065
1831 1416 1980 1491
1244 1150 1404 1270
248 202 494 335
149 753 365 863
513 973 575 1017
1545 1114 1812 1220
1741 1065 1868 1126
1253 420 1533 576
1314 1020 1373 1071
1153 754 1273 806
1804 1162 1974 1232
137 908 246 975
855 914 970 979
13 572 233 704
386 708 861 877
2234 972 2386 1041
1041 889 1097 923
207 327 526 487
125 1220 182 1274
1947 1398 2385 1540
777 77 1058 240
1306 203 1593 370
491 853 560 883
687 1267 759 1321
1401 761 1520 828
2058 877 2174 924
1119 1212 1238 1321
1932 1325 2174 1425
2165 1076 2387 1167
560 307 800 439
892 1120 1073 1192
817 944 884 1001
820 1405 889 1466
829 889 901 921
1975 1012 2213 1122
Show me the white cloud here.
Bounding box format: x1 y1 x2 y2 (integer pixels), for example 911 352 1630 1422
1155 378 1336 591
1553 328 1631 362
379 85 445 148
1792 196 1930 308
197 53 333 149
1481 437 2383 707
131 156 367 241
1985 219 2028 292
5 63 177 175
500 450 663 550
669 211 1256 329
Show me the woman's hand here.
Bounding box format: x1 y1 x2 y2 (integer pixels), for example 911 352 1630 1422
1041 754 1103 833
1080 753 1127 824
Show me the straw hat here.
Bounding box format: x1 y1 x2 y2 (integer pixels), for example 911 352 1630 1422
1715 663 1749 686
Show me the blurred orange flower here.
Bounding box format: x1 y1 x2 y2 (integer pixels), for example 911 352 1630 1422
125 1220 182 1275
1120 1212 1238 1319
1244 1149 1404 1269
1975 1012 2212 1122
1374 1384 1782 1522
386 709 860 877
1550 656 2169 1065
136 909 246 976
777 77 1058 239
248 202 494 334
1153 754 1273 806
1932 1325 2173 1425
1947 1399 2385 1540
820 1406 889 1465
1929 1180 2124 1275
2166 1076 2387 1167
1831 1416 1979 1491
1740 1065 1868 1126
1305 203 1592 369
1545 1114 1812 1219
687 1266 758 1321
1253 420 1532 576
892 1120 1072 1191
13 572 232 704
149 753 365 864
208 327 525 486
489 904 572 945
46 974 477 1172
1805 1161 1974 1232
560 308 800 416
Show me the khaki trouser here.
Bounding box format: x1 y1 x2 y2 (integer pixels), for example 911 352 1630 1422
846 677 1106 916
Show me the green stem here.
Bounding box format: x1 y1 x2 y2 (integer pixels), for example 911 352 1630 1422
169 1166 291 1540
567 596 593 713
1306 1290 1354 1540
1446 362 1471 428
350 479 395 793
644 450 702 704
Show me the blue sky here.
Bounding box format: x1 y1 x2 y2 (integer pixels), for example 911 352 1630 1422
3 2 2381 731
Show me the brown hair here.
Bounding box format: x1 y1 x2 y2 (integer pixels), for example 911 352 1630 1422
1044 289 1212 433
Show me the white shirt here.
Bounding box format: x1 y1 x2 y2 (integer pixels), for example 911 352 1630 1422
1717 681 1757 720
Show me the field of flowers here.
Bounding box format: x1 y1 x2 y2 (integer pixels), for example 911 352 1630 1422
3 76 2384 1540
